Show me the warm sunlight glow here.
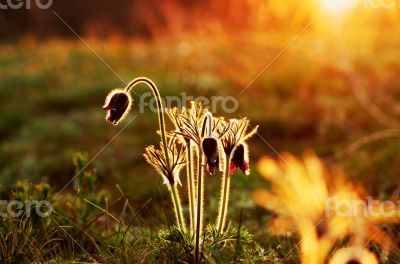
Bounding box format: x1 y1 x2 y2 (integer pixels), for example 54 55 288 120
321 0 357 13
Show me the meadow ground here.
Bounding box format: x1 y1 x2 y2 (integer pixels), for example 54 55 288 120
1 16 400 262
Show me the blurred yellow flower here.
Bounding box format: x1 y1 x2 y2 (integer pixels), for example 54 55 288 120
252 151 397 264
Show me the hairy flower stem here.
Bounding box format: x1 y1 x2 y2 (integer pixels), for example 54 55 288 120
194 113 210 263
217 157 231 233
125 77 170 170
125 77 186 231
194 152 204 264
171 184 186 232
186 141 196 232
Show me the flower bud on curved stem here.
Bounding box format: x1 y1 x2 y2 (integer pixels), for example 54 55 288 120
104 77 187 230
124 77 171 171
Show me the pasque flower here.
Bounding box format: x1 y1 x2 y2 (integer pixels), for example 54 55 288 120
202 137 220 174
229 143 248 175
168 103 207 233
143 135 187 231
220 118 258 175
143 135 186 188
215 118 258 233
168 101 207 146
201 112 221 175
103 89 132 125
102 77 186 232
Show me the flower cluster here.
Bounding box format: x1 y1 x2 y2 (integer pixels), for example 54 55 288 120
103 77 258 263
168 103 258 262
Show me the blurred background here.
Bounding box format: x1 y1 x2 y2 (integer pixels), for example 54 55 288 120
1 0 400 232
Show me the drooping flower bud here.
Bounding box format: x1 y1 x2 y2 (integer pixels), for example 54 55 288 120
103 89 132 125
229 143 249 175
202 137 220 175
201 112 221 175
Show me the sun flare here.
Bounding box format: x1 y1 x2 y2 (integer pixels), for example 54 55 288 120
321 0 357 13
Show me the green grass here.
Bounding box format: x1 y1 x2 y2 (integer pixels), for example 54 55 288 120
0 153 284 263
